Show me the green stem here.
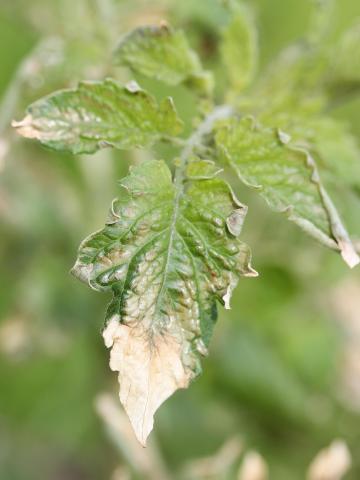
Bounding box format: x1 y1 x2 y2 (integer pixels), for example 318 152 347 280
174 105 234 190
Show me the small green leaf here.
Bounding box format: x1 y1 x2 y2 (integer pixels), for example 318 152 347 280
327 22 360 98
72 159 256 445
307 0 335 45
12 79 183 154
216 117 359 268
113 24 213 95
220 5 258 93
186 158 223 180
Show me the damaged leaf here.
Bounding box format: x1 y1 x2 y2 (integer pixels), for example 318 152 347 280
114 24 213 95
216 117 359 268
12 79 183 154
72 159 256 445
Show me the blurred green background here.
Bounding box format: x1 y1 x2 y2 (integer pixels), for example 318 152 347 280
1 0 360 479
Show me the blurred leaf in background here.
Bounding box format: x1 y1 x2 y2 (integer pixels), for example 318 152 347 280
1 0 360 479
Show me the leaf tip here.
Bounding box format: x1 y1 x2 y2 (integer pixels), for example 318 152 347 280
223 289 232 310
12 114 38 139
277 129 292 145
102 315 120 349
339 240 360 269
125 80 142 93
226 208 246 236
70 259 94 285
222 275 239 309
102 316 193 447
246 266 259 278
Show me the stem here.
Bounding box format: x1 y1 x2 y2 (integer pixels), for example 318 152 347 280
174 104 234 189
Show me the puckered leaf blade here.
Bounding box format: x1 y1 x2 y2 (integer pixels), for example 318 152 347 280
220 5 258 94
12 79 183 154
113 24 213 95
216 117 359 268
72 159 256 445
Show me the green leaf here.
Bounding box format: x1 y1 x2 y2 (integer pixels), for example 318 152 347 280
327 22 360 98
12 79 183 154
216 117 359 268
286 117 360 190
307 0 335 45
185 158 223 180
113 24 213 95
244 45 328 120
254 112 360 191
220 5 258 94
72 159 256 445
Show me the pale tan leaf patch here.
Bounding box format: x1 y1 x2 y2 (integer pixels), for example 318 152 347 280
103 315 194 446
12 115 41 140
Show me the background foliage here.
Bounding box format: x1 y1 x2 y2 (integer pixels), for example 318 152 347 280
1 0 360 478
